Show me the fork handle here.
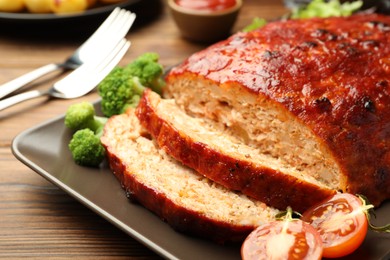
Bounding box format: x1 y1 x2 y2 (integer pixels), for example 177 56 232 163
0 90 46 111
0 63 60 99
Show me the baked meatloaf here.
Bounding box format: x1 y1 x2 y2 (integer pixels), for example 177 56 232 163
136 89 335 212
100 109 278 243
164 13 390 206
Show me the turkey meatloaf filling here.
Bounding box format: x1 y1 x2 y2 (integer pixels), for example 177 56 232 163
101 109 279 243
136 90 336 212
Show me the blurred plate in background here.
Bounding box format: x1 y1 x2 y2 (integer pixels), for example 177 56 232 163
0 0 139 21
0 0 162 36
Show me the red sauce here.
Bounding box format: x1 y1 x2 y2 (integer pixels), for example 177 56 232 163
174 0 236 12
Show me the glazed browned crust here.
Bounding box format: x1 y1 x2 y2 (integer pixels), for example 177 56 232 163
106 150 254 243
102 114 258 244
136 90 336 212
167 14 390 206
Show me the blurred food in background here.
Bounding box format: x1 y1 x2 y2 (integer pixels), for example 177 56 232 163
284 0 390 14
0 0 126 14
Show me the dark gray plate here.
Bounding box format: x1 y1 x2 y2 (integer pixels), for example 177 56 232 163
11 107 390 260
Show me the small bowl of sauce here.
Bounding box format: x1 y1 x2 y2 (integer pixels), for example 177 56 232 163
168 0 242 43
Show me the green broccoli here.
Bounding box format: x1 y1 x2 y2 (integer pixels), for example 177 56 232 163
98 52 165 117
64 52 166 166
64 101 107 132
124 52 165 93
98 66 145 117
68 129 106 167
64 102 107 167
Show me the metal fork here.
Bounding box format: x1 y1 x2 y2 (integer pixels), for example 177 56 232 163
0 39 131 111
0 7 136 99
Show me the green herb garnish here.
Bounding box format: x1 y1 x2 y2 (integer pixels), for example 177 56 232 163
291 0 363 19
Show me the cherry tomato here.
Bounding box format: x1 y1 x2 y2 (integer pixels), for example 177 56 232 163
241 219 323 260
301 193 368 258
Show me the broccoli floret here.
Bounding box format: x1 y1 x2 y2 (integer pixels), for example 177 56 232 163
68 129 106 167
98 66 145 117
64 102 107 132
124 52 165 94
97 52 165 117
64 101 108 167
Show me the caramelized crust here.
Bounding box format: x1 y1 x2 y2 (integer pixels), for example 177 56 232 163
165 14 390 206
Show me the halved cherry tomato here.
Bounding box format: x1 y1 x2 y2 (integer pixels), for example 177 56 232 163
241 217 323 260
301 193 369 258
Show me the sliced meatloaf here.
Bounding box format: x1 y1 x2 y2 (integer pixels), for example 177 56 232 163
136 90 335 212
163 13 390 206
100 109 279 244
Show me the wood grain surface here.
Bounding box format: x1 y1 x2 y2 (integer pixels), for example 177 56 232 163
0 1 287 258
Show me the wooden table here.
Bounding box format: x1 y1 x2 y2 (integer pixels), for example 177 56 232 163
0 1 287 258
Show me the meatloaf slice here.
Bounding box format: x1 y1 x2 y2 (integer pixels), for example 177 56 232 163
136 90 336 212
100 109 278 244
164 13 390 206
